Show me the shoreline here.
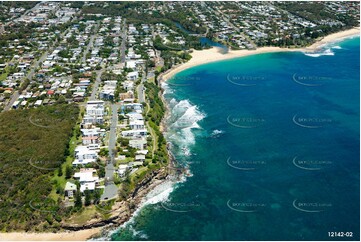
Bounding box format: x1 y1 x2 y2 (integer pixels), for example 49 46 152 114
0 27 359 242
0 168 172 241
0 228 102 241
160 27 360 82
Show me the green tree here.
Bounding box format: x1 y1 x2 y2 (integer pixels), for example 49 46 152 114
65 165 73 179
74 190 82 208
98 166 105 178
57 166 63 177
93 189 101 203
84 190 91 206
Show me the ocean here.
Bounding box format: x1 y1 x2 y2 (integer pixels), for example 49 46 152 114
109 37 360 241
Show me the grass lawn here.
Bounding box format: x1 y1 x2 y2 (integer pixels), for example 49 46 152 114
0 72 7 82
116 156 133 165
130 166 148 183
155 66 162 72
147 76 155 83
64 206 98 225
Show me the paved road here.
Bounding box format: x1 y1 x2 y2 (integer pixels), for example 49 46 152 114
9 2 42 26
136 69 146 103
82 35 95 63
89 69 103 101
3 22 70 112
82 23 99 63
100 103 120 201
3 50 49 111
120 19 127 63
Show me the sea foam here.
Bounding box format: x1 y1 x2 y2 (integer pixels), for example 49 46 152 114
166 99 206 151
98 178 181 241
304 48 334 57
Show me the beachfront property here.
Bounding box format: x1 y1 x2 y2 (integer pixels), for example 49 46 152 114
73 145 98 166
121 129 147 138
129 119 145 130
123 103 143 113
73 168 100 193
118 164 129 177
120 103 147 138
64 181 77 198
129 138 147 150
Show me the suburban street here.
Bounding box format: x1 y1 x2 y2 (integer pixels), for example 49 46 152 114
120 19 127 63
82 22 99 63
89 69 103 101
136 69 146 103
100 18 127 201
3 50 49 111
3 24 71 112
100 103 120 201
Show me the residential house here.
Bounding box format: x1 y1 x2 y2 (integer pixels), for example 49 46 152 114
73 168 99 193
64 181 77 198
129 138 147 150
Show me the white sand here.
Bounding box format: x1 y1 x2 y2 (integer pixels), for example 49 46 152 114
162 27 360 81
0 228 101 241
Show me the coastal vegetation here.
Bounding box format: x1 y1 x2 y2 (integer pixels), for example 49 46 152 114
0 104 79 231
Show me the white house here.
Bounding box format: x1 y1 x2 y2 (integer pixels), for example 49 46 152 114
127 112 144 121
125 60 137 69
124 103 143 112
83 114 104 125
129 138 147 150
81 128 101 137
122 81 134 91
135 155 145 162
73 146 98 166
129 120 145 130
126 71 139 81
74 168 99 193
64 181 77 198
121 129 147 138
86 100 104 116
118 164 129 176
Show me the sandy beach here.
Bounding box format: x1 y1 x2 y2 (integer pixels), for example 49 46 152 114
161 27 360 81
0 228 101 241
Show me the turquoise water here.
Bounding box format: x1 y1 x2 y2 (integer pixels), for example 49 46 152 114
111 37 360 241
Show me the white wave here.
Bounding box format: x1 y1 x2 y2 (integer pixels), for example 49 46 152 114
166 100 206 151
331 45 342 49
304 48 334 57
128 226 148 240
172 105 205 128
143 179 175 205
161 82 174 95
98 178 181 241
170 100 205 127
169 98 177 108
210 129 225 138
